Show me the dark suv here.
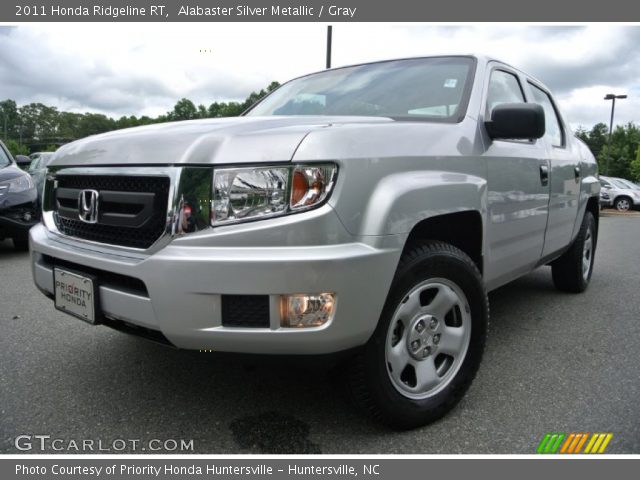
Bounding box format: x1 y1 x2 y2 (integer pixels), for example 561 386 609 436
0 141 39 250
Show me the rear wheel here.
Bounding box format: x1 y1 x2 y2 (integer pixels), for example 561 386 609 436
346 241 488 429
551 211 596 293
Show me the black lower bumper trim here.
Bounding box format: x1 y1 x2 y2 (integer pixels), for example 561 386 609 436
0 215 39 231
101 317 175 347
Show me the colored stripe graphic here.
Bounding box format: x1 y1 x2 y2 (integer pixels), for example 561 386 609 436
538 433 613 454
598 433 613 453
560 433 575 453
584 433 598 453
536 434 552 454
536 433 565 454
585 433 614 454
574 433 589 453
549 433 565 453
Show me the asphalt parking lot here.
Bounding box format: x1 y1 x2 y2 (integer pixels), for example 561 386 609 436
1 215 639 454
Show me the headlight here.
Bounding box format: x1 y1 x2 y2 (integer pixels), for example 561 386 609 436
290 165 336 210
212 164 337 226
0 174 34 193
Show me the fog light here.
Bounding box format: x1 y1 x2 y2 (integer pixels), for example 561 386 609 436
280 293 336 328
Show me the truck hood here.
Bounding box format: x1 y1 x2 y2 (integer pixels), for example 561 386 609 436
50 116 393 167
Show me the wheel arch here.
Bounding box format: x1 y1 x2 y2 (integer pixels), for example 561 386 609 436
586 195 600 242
402 210 484 275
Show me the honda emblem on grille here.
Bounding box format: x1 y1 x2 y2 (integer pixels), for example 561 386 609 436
78 189 99 224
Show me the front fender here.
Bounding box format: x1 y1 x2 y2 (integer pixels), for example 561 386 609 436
357 170 487 235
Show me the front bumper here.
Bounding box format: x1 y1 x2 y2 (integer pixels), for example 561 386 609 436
599 196 612 208
0 203 39 238
30 207 403 354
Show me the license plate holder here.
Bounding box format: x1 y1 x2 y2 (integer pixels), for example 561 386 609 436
53 267 101 324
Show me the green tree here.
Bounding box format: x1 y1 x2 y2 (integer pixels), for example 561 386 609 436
77 113 115 138
581 122 639 177
629 146 640 182
207 102 223 117
240 81 281 112
115 115 141 130
0 81 280 149
4 139 29 156
169 98 198 121
582 122 609 160
205 81 280 118
138 115 155 126
18 103 59 141
57 112 83 140
575 126 588 144
0 99 20 140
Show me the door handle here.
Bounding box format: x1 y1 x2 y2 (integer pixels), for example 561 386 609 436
540 164 549 187
574 166 581 182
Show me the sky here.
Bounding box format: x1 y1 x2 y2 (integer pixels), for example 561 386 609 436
0 23 638 130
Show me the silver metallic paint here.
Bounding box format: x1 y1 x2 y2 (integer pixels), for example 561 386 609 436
31 55 599 354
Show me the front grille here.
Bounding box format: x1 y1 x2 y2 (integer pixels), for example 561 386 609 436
221 295 271 328
53 175 170 249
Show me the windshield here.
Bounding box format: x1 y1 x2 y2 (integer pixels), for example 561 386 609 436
0 144 11 168
247 57 475 121
29 157 41 171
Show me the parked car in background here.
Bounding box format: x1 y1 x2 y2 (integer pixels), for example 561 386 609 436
0 141 39 250
28 152 55 205
599 175 640 211
14 155 32 170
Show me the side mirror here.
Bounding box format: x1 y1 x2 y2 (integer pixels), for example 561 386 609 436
485 103 545 140
15 155 32 169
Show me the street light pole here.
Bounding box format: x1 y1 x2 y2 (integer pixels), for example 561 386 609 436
604 93 627 175
326 25 332 69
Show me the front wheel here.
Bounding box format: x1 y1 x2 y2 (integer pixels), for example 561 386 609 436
551 211 596 293
346 241 488 429
614 197 631 212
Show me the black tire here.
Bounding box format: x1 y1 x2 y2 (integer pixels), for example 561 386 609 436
12 233 29 251
346 241 488 430
614 196 632 212
551 211 596 293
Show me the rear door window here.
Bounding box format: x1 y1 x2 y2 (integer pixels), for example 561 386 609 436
529 84 565 147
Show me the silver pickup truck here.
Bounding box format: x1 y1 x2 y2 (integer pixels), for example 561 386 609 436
30 55 600 429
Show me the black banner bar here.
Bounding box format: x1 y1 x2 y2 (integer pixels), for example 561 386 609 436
3 0 640 22
3 458 640 480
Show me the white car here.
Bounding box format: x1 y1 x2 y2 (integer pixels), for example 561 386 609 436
599 176 640 211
